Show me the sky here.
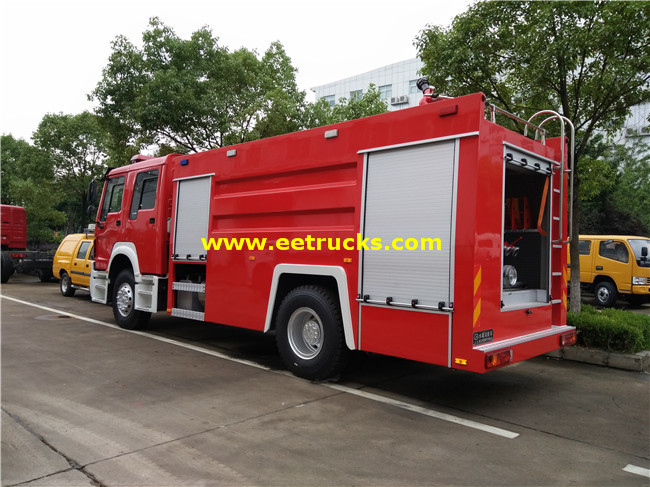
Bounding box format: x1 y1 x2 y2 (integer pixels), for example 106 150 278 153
0 0 473 143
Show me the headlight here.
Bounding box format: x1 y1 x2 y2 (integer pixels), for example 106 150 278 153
503 265 518 288
632 276 647 285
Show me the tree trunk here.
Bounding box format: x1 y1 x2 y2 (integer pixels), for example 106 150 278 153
569 176 581 313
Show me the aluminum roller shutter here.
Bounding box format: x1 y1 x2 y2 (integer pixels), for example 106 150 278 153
361 140 456 308
173 176 212 261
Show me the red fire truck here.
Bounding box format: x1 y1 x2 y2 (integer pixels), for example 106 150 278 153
1 204 54 283
90 82 576 380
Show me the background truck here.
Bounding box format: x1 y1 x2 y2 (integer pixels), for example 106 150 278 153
1 204 54 283
52 231 95 296
89 82 576 380
575 235 650 307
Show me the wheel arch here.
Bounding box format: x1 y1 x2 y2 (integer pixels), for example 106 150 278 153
107 242 140 299
264 264 355 350
593 275 617 290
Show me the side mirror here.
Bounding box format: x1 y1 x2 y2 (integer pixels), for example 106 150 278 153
87 205 97 219
642 246 648 261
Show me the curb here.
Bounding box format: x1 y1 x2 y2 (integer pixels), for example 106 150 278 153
546 347 650 373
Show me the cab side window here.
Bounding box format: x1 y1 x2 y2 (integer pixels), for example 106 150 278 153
129 170 159 220
599 241 629 263
100 176 125 221
76 241 92 259
578 240 591 255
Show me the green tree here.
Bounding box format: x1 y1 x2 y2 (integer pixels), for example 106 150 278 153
32 112 109 232
303 86 387 128
91 18 306 154
9 179 67 245
416 0 650 312
1 134 66 244
581 139 650 235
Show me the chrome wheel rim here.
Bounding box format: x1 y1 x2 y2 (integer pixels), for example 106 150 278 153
597 286 610 303
287 307 323 360
116 283 134 317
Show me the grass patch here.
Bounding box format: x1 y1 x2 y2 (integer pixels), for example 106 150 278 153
567 304 650 354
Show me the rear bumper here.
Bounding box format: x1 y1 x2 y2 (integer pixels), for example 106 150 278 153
469 325 576 372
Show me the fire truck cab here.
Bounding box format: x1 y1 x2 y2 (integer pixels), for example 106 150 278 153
90 85 576 380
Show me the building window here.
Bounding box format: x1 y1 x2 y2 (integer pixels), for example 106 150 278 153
323 95 335 107
350 90 362 101
379 84 392 100
409 80 419 94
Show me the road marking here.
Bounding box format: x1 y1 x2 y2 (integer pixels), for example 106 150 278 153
0 295 274 373
623 464 650 478
327 384 519 439
2 294 519 439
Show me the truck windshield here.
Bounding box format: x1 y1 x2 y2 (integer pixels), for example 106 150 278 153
628 239 650 267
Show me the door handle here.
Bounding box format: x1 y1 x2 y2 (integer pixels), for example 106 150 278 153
149 218 155 224
116 220 121 226
596 265 603 270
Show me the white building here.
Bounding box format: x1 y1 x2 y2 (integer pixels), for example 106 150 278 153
312 58 649 148
620 102 650 146
311 58 425 111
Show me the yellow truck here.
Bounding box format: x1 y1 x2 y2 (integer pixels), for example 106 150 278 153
52 233 94 297
574 235 650 307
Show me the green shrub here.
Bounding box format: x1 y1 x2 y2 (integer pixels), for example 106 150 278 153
567 304 650 353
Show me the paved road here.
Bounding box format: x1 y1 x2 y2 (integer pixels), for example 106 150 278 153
2 274 649 486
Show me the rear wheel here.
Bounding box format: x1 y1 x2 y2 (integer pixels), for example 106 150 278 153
59 271 75 297
37 263 53 283
275 285 348 381
112 270 151 330
594 281 617 307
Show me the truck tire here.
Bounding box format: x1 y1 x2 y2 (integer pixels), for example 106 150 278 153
594 281 617 307
1 253 14 283
275 285 348 381
37 262 53 283
112 270 151 330
59 271 76 297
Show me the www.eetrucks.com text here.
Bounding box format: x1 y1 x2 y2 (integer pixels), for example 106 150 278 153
201 234 442 252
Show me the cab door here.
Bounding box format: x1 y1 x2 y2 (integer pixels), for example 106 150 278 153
595 239 632 292
71 240 93 288
95 176 126 271
125 169 161 274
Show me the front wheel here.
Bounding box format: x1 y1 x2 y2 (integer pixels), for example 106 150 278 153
275 285 348 381
594 281 617 307
112 270 151 330
60 271 75 297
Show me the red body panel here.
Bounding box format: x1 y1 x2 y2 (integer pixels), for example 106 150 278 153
94 93 572 372
1 205 27 250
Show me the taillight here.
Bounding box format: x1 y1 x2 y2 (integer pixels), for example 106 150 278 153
485 349 513 369
10 252 26 259
560 331 577 347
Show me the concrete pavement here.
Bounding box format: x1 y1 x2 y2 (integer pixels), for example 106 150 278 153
2 275 649 486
